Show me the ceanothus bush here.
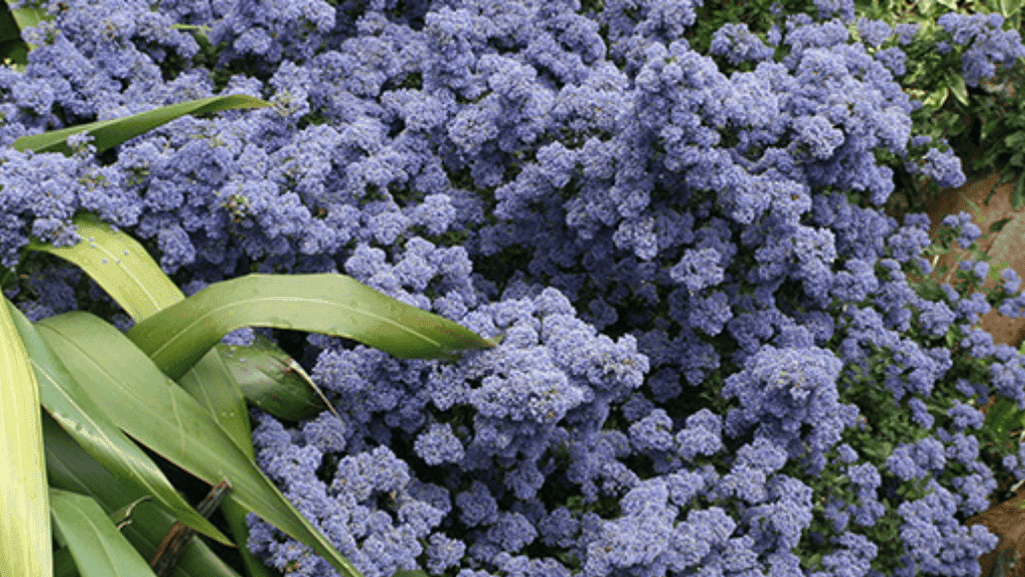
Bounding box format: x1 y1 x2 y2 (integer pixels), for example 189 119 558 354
2 0 1025 575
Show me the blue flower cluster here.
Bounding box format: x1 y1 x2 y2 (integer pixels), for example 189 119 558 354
4 0 1025 575
936 11 1025 87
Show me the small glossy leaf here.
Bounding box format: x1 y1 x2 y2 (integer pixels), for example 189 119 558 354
990 218 1013 233
12 94 271 156
949 74 969 107
984 397 1023 441
910 277 946 301
0 299 50 577
1 39 27 67
126 273 497 380
26 212 185 321
35 312 363 577
1006 132 1025 149
989 261 1011 282
923 86 949 110
49 488 157 577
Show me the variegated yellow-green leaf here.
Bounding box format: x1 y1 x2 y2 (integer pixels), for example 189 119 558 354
948 72 969 107
0 299 50 577
923 86 949 110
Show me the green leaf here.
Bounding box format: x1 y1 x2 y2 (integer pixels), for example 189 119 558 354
0 299 51 577
911 277 946 301
0 4 22 44
0 39 26 67
42 411 243 577
1 1 47 51
27 213 272 575
949 73 969 107
177 348 253 461
2 1 46 34
219 498 277 577
999 0 1023 18
989 261 1011 282
860 440 893 460
25 211 256 451
1007 132 1025 149
983 397 1024 441
980 117 999 142
34 311 364 577
990 218 1013 233
108 495 151 531
5 300 234 546
49 488 158 577
27 212 185 324
1012 175 1025 210
923 86 949 110
217 335 335 422
959 193 984 219
24 211 256 454
52 545 76 577
125 273 497 380
12 94 271 156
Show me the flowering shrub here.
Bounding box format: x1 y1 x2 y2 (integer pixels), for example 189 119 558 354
3 0 1025 576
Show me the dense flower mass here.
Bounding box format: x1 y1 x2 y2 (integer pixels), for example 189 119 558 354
936 11 1025 87
3 0 1025 576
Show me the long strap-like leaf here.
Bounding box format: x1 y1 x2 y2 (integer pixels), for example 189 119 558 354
49 488 158 577
43 411 242 577
126 273 497 380
12 94 271 156
35 311 363 577
26 212 185 321
0 299 51 577
6 299 234 546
